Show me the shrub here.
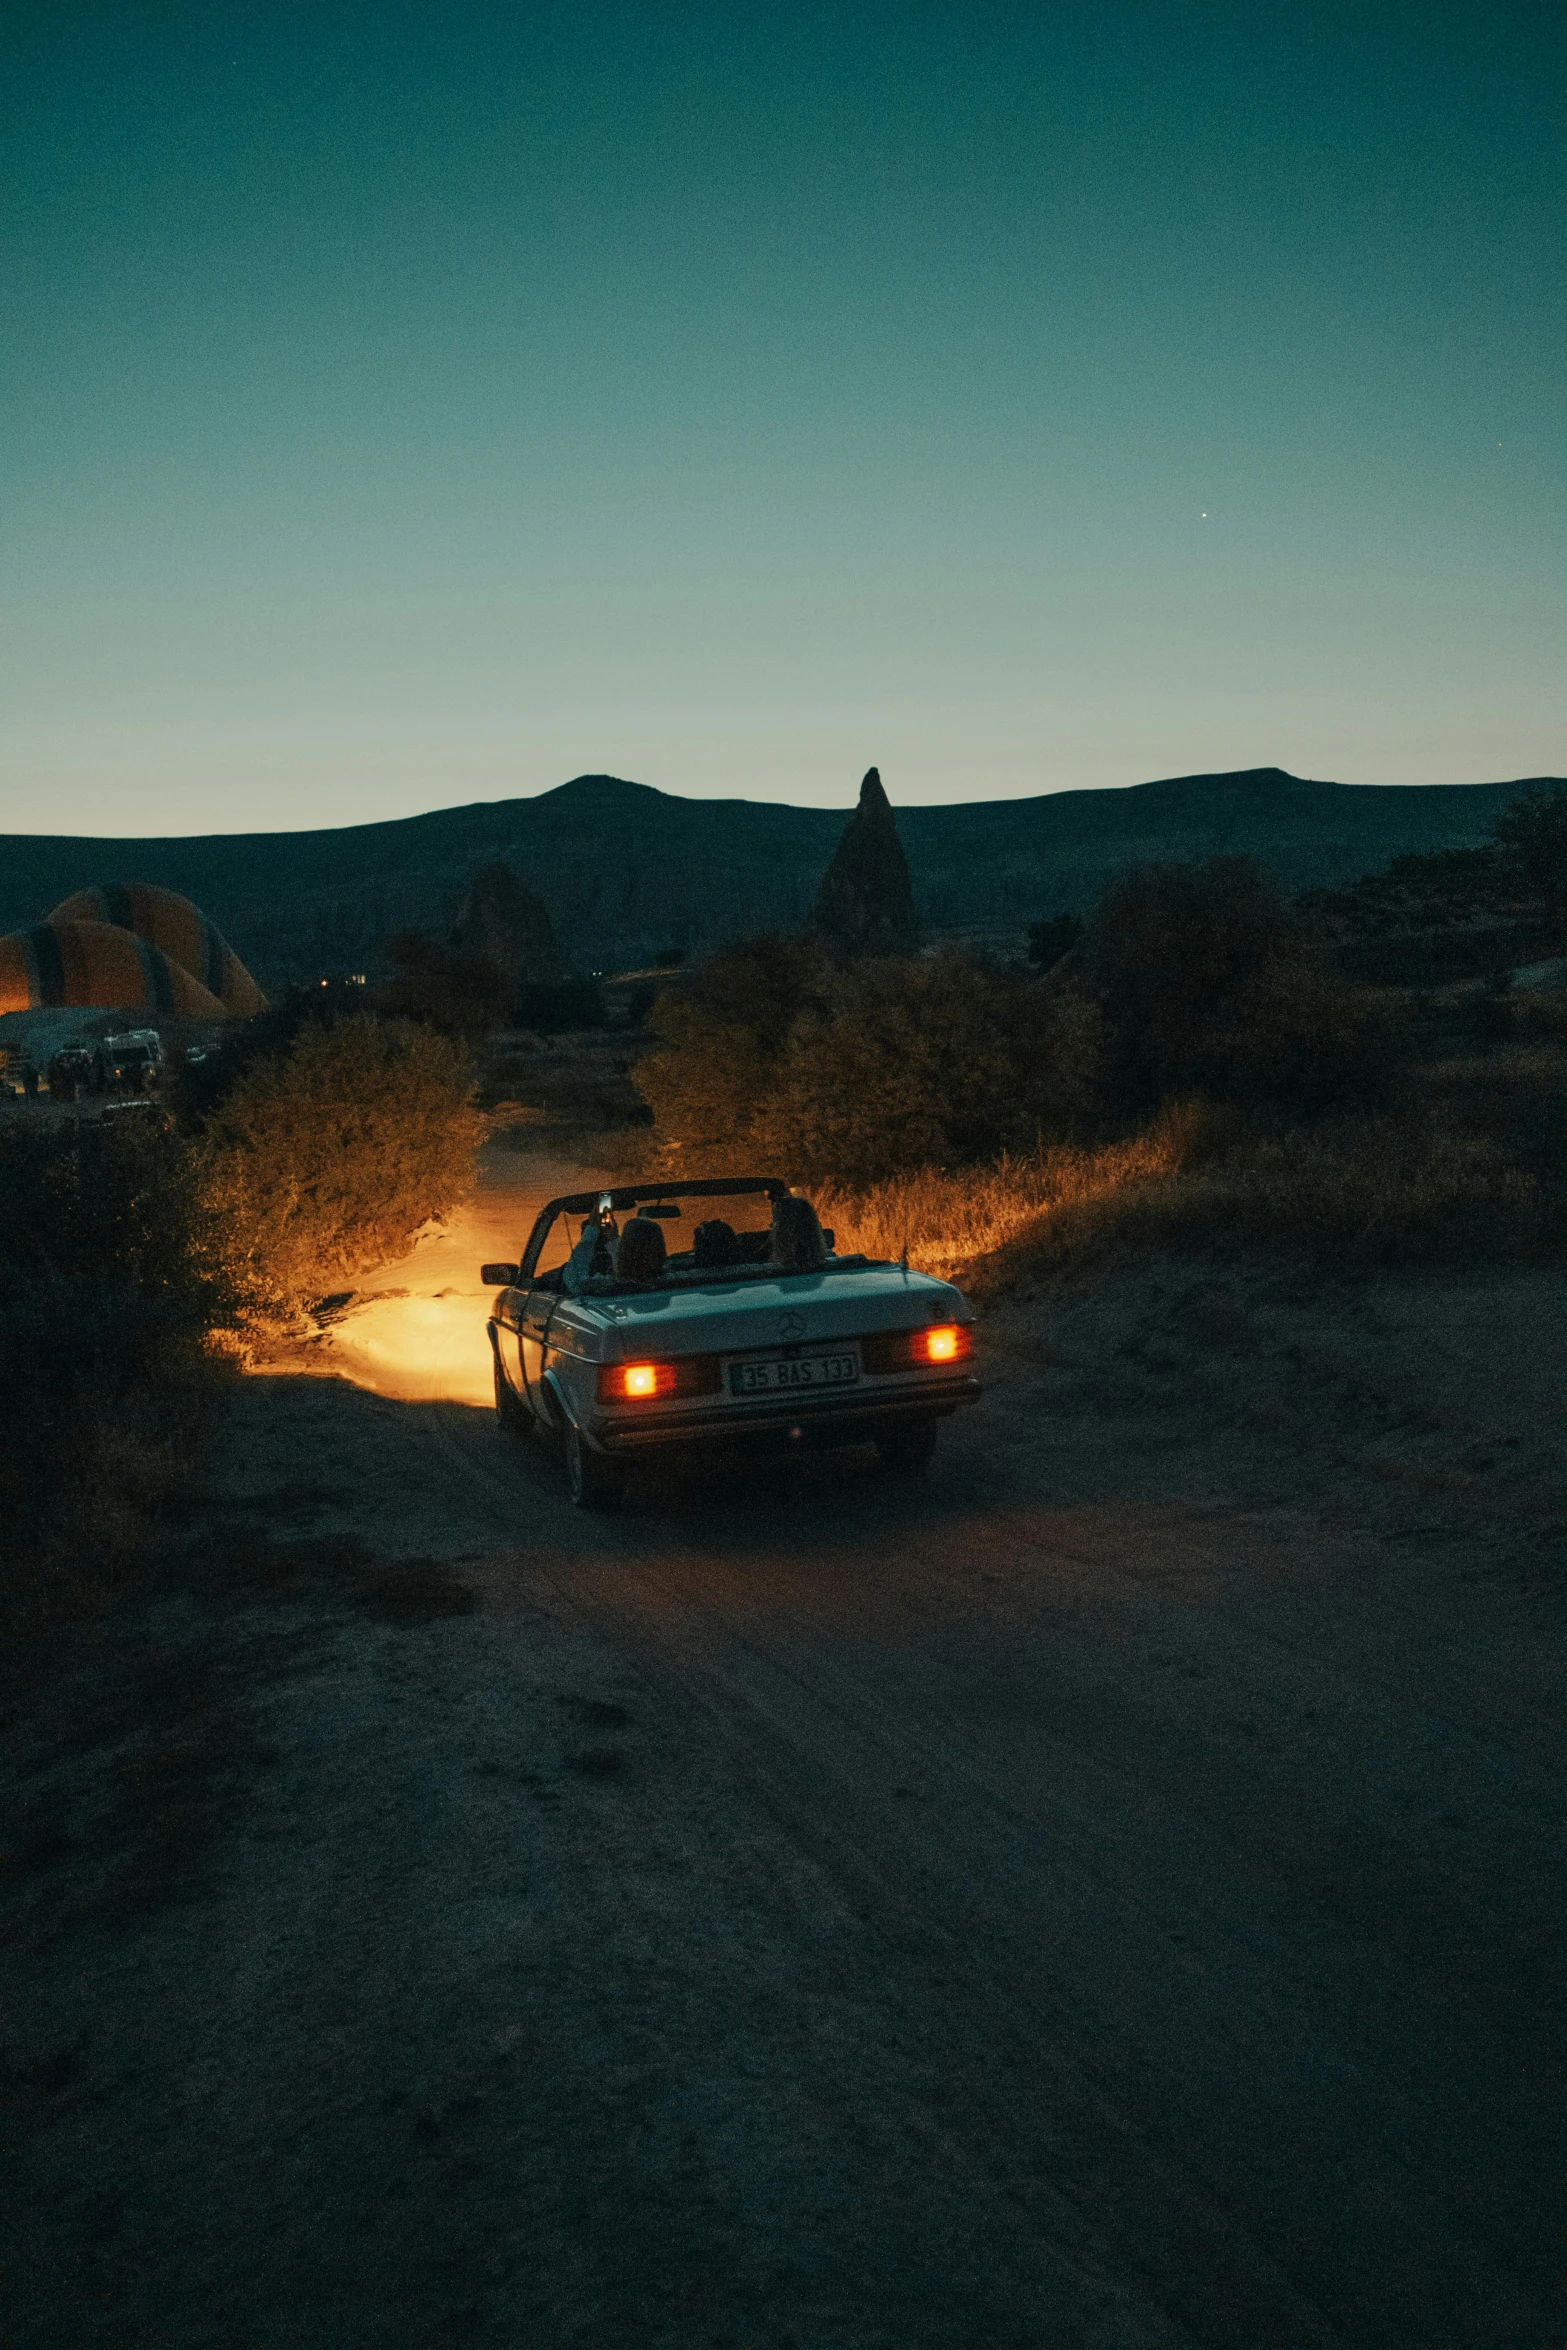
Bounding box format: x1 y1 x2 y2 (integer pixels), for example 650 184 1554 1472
972 1094 1567 1294
816 1102 1220 1276
634 933 830 1159
0 1120 231 1619
1082 857 1292 1110
753 953 1103 1186
1201 960 1407 1114
198 1016 482 1318
637 937 1104 1185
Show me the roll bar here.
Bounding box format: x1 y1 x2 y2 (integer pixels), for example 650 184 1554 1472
542 1176 790 1218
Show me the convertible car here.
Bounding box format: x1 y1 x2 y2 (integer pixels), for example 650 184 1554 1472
482 1176 980 1507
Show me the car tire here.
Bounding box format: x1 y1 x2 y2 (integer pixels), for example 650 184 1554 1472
876 1420 939 1473
493 1352 528 1436
565 1419 622 1511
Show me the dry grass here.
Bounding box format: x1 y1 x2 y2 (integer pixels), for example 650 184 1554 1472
815 1055 1567 1296
816 1104 1213 1279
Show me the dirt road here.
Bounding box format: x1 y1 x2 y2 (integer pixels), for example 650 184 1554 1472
4 1164 1564 2348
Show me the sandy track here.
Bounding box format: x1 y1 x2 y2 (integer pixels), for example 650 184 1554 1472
3 1170 1564 2348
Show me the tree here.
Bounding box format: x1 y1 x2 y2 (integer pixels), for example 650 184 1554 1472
635 934 1104 1185
633 934 831 1157
754 953 1102 1186
810 768 917 956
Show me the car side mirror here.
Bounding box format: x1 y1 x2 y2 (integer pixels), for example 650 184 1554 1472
480 1262 519 1287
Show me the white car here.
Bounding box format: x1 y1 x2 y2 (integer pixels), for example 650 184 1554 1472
483 1177 980 1507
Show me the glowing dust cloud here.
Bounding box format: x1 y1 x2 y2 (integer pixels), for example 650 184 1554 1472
291 1154 606 1407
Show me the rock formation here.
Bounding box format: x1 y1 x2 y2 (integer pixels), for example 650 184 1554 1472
809 768 917 956
450 861 564 992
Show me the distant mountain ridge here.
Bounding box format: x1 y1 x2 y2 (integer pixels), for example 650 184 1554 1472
0 766 1557 989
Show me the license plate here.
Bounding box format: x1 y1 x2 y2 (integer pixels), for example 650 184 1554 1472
728 1352 859 1396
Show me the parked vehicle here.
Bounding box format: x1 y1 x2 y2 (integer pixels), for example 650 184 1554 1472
483 1177 980 1507
99 1029 164 1096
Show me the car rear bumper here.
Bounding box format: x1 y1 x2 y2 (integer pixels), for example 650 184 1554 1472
592 1374 982 1453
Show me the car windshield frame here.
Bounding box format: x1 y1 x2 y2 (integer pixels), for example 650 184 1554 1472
510 1174 874 1291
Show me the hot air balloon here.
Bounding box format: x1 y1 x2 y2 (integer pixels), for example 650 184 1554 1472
0 922 227 1019
47 884 266 1017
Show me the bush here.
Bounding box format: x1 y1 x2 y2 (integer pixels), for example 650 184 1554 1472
635 933 829 1160
1082 857 1292 1110
0 1120 231 1619
198 1016 482 1318
754 954 1103 1186
636 936 1104 1185
816 1102 1221 1276
1201 959 1407 1114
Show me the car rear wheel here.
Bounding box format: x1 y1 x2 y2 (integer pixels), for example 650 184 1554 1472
565 1419 622 1510
876 1419 939 1473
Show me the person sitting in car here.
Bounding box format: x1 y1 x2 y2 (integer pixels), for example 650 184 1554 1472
562 1211 616 1295
691 1217 740 1269
769 1193 828 1272
614 1215 667 1285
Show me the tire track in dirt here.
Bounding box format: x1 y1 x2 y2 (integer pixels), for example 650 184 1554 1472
402 1384 1563 2347
408 1402 1354 2346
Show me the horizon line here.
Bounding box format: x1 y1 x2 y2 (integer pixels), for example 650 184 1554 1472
1 764 1560 848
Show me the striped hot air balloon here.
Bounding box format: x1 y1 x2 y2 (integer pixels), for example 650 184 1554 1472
0 922 227 1019
47 884 267 1017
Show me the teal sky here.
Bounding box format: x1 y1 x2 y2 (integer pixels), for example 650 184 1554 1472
2 1 1562 834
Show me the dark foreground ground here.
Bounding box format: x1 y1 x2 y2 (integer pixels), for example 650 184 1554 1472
3 1253 1564 2349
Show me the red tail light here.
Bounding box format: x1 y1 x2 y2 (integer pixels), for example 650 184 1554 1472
597 1355 720 1403
860 1323 973 1373
601 1360 678 1401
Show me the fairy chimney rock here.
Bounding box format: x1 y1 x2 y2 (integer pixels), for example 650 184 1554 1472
810 768 917 955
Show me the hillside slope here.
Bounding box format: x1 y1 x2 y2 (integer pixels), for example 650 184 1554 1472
0 766 1554 987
